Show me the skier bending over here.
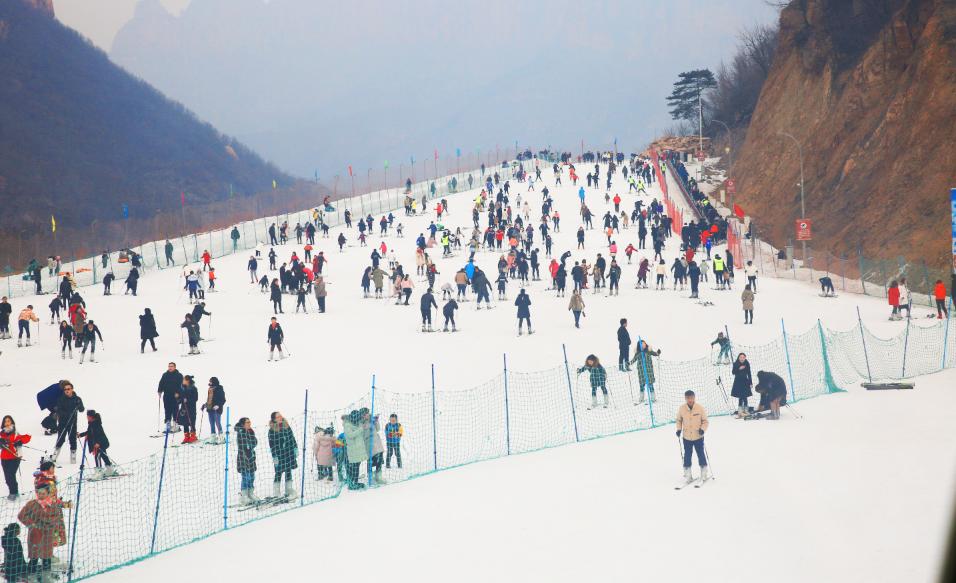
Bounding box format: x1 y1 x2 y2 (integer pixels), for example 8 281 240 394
754 370 788 420
711 332 732 364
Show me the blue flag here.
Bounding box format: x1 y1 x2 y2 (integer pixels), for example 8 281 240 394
122 203 129 219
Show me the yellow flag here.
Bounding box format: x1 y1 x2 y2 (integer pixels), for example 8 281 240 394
272 179 277 190
51 215 56 233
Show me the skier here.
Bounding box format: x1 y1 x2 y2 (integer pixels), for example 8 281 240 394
568 289 585 328
47 296 62 325
731 353 753 418
268 412 299 499
934 279 949 319
165 240 175 266
58 320 75 359
175 375 199 444
754 370 788 420
124 267 139 296
1 415 31 501
158 363 184 433
711 332 732 364
16 305 38 347
314 275 327 313
629 340 661 402
744 260 758 292
248 256 258 283
102 271 115 295
270 279 283 314
235 417 261 505
139 308 158 353
617 319 631 371
181 314 200 355
77 410 117 478
888 280 901 320
675 390 710 486
267 317 285 360
577 354 609 409
52 381 85 463
201 377 227 444
819 276 835 297
442 298 459 332
420 288 438 332
77 320 103 364
515 288 533 335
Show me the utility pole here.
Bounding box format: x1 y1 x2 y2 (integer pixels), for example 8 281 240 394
778 132 807 266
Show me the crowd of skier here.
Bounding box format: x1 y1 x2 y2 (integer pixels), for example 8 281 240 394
1 150 953 581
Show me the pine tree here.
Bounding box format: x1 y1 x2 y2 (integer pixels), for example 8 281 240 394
666 69 717 123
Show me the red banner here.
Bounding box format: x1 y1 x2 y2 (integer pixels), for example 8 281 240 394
733 203 745 219
348 165 353 177
180 191 185 207
795 219 812 241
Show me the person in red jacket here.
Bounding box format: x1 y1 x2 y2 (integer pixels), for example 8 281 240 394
887 279 901 321
201 250 212 271
934 279 949 319
1 415 31 501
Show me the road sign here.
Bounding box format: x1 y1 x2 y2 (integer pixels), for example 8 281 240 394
796 219 812 241
726 179 736 194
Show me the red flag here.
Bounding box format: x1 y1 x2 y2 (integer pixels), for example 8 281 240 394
348 165 353 177
434 149 438 160
181 191 185 207
733 203 745 219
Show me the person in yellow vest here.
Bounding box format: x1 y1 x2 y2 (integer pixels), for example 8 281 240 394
713 254 727 290
675 390 710 487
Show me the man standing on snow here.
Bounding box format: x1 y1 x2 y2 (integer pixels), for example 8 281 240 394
617 318 631 371
675 390 709 486
158 363 184 433
420 287 438 332
515 288 533 335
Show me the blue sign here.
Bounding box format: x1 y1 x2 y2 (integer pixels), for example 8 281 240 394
122 203 129 219
456 148 461 158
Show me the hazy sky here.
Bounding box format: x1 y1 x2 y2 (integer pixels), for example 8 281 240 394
54 0 780 177
56 0 192 49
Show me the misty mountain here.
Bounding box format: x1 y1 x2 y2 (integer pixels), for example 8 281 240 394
110 0 777 177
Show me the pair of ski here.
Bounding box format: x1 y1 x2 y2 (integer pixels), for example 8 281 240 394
236 495 294 512
675 475 712 490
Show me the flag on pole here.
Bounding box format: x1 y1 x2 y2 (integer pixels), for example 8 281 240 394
434 149 438 160
733 203 745 219
50 215 56 233
456 148 461 158
385 160 389 169
272 179 277 190
181 191 186 207
348 165 353 177
410 155 415 166
122 203 129 219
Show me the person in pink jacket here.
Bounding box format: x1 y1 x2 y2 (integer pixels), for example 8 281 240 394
312 427 335 482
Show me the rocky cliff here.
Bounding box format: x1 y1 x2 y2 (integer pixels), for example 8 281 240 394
731 0 956 268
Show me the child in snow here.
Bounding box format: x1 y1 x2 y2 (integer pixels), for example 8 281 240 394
312 427 335 481
2 523 28 582
384 414 403 469
711 332 732 364
577 355 608 408
234 418 260 505
78 410 117 477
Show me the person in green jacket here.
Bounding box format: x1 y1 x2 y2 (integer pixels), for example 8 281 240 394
577 354 608 409
343 410 369 490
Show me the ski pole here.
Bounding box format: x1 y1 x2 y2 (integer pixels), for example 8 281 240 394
676 433 684 465
786 403 803 420
703 441 716 480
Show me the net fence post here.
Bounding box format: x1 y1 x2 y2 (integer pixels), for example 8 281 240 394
66 438 89 582
149 427 171 555
817 319 842 393
223 406 230 531
367 375 376 487
901 317 911 379
561 344 580 442
431 364 437 471
780 319 797 402
856 307 873 383
300 389 309 505
503 354 511 455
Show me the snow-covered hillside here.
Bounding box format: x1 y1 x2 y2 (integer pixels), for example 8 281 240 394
1 159 953 582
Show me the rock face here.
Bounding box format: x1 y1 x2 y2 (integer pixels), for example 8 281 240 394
23 0 53 17
732 0 956 268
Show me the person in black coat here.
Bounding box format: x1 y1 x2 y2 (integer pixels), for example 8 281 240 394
0 296 12 339
78 321 103 364
2 523 28 582
78 410 116 476
53 381 85 463
125 268 139 296
515 288 532 335
617 318 631 371
267 318 285 360
139 308 158 353
269 279 283 314
267 412 298 499
419 288 438 331
754 370 787 420
731 353 753 417
177 376 200 443
235 418 260 505
158 363 184 432
181 314 201 355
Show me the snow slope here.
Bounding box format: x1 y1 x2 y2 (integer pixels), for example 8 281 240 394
1 159 952 581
